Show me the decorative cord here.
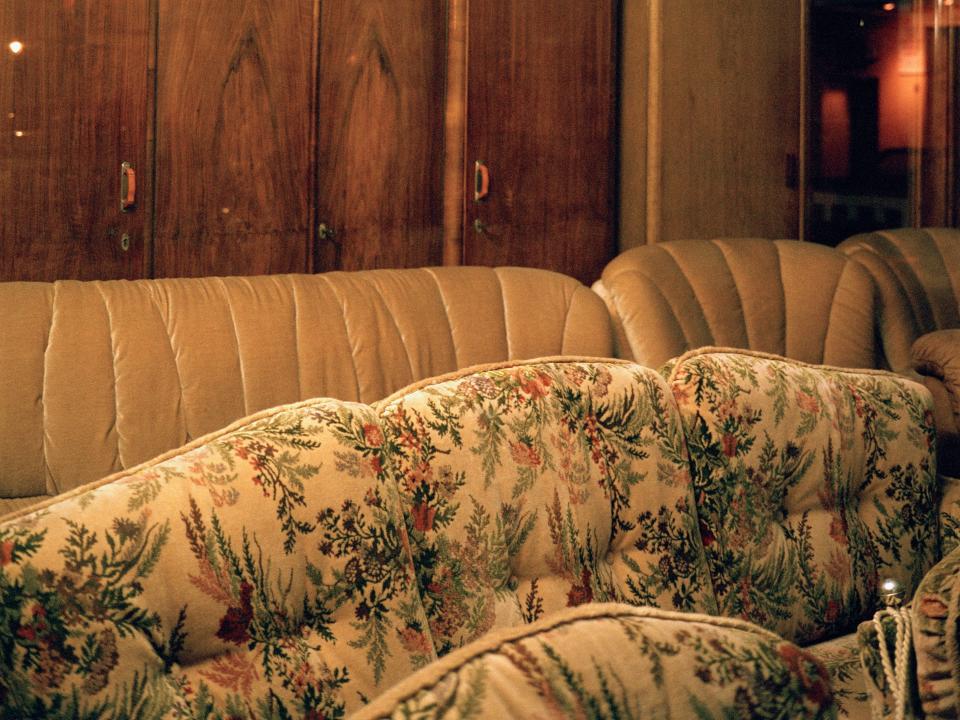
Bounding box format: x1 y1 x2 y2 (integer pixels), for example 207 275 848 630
873 604 912 720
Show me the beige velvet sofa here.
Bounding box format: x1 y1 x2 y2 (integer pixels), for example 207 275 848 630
0 267 612 518
0 350 947 718
839 228 960 475
592 237 880 370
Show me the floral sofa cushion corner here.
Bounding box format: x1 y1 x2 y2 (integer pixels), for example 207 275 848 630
0 397 434 718
665 348 940 645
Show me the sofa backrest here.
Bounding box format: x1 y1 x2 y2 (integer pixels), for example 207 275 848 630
594 238 879 370
0 354 938 716
375 359 718 654
0 267 612 512
666 348 939 645
838 227 960 373
0 358 713 717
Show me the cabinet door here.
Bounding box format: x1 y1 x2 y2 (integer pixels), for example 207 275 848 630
652 0 802 242
153 0 316 278
0 1 150 281
314 0 446 271
463 1 617 285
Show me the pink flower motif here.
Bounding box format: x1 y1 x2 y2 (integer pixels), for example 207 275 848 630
411 502 437 532
721 433 738 458
510 441 542 468
796 390 820 414
363 423 384 447
0 540 13 566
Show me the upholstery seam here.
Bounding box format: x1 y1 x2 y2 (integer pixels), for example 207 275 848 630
218 277 249 415
493 269 512 358
932 230 960 329
714 239 766 352
319 274 362 401
820 261 848 363
151 282 189 444
657 244 715 349
94 282 125 474
369 277 416 382
559 284 576 353
289 277 304 402
876 229 934 331
423 267 462 369
40 283 58 495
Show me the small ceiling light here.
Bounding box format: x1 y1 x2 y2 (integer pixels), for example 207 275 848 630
883 2 896 10
8 40 23 54
13 130 24 137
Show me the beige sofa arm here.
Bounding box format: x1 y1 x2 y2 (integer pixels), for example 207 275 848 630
910 544 960 717
913 330 960 476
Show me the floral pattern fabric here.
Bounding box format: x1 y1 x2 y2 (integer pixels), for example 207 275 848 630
376 361 717 655
348 603 838 720
1 399 435 719
667 350 939 646
0 352 943 719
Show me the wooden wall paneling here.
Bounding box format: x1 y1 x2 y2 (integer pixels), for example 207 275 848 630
314 1 446 272
618 0 652 252
442 0 467 266
643 0 802 243
463 0 618 286
0 1 150 281
153 0 317 278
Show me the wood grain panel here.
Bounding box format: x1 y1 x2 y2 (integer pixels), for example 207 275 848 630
463 0 617 286
0 0 150 281
650 0 802 242
154 0 316 278
314 1 446 272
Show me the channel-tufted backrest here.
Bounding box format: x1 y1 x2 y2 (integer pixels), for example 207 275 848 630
0 267 612 513
666 348 939 645
838 227 960 373
594 238 878 370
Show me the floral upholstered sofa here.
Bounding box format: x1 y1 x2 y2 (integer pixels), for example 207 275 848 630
0 349 950 719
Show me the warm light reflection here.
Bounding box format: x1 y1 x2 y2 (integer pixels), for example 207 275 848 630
883 2 896 10
13 130 24 137
8 40 23 55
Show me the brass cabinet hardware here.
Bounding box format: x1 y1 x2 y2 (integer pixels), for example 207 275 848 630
120 162 136 211
474 160 489 201
317 222 336 242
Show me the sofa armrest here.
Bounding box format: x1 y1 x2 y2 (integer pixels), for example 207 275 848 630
909 544 960 717
348 603 837 720
913 330 960 454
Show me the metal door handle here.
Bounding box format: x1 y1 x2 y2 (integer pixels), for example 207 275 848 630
474 160 489 201
120 162 136 211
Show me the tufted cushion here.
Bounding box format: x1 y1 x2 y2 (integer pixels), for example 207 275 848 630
0 398 434 717
666 349 939 645
375 360 718 655
805 633 872 719
839 227 960 374
0 266 612 507
594 238 878 369
349 603 838 720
